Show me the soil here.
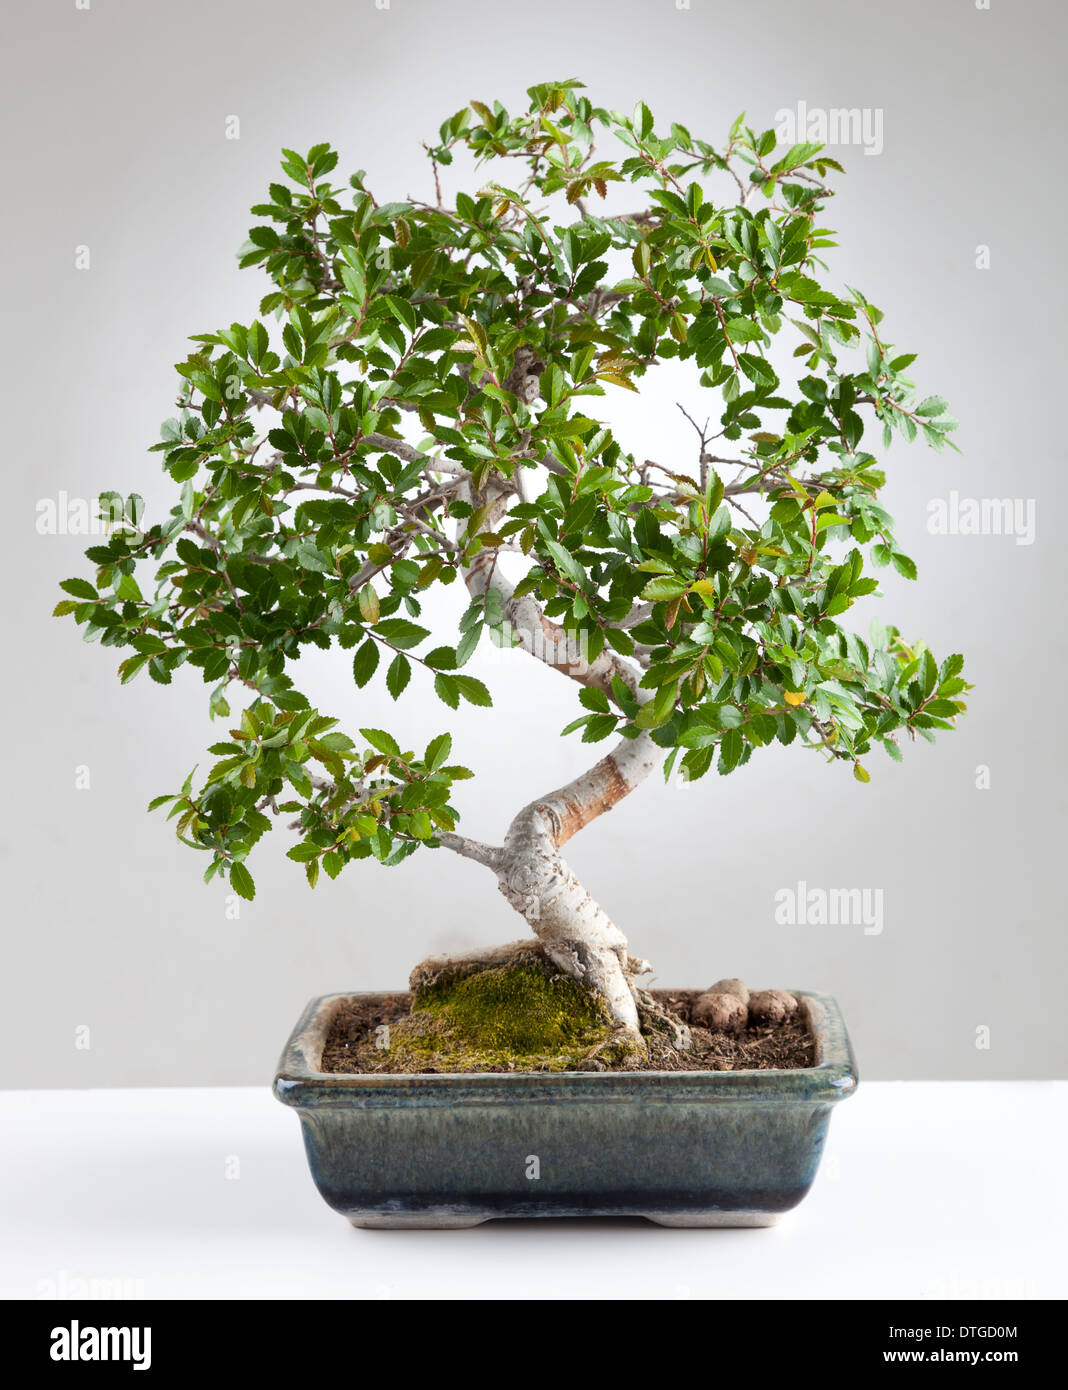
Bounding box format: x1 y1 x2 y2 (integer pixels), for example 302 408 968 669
320 988 817 1075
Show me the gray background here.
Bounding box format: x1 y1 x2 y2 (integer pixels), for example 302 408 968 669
2 0 1064 1086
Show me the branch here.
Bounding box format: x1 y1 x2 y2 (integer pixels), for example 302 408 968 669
618 601 653 629
461 481 644 701
362 432 464 473
437 832 503 869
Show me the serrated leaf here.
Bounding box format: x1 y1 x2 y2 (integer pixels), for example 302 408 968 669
641 575 688 602
375 618 430 650
891 552 917 580
454 674 492 707
424 732 452 770
434 673 459 708
719 728 743 772
543 539 586 588
386 653 411 699
287 842 321 863
229 862 255 900
357 585 380 624
60 577 98 601
361 727 401 756
352 639 380 688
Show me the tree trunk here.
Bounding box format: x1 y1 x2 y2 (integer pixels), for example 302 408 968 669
444 730 661 1035
496 732 661 1034
442 478 663 1034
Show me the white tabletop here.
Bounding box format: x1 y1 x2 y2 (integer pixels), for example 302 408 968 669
2 1082 1064 1300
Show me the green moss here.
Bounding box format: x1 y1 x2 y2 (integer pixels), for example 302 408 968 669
587 1034 646 1067
417 961 610 1049
385 957 618 1072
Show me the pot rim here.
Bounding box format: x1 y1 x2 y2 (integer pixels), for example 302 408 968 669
273 988 858 1107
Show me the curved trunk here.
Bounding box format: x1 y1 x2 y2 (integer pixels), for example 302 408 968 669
441 478 663 1033
444 731 661 1035
495 732 660 1034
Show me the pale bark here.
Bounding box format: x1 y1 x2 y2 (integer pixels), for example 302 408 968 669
434 479 664 1034
492 729 660 1034
462 481 641 700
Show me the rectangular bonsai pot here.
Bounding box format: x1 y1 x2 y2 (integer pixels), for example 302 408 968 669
274 990 857 1228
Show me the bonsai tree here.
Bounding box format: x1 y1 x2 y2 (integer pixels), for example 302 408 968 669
56 80 967 1043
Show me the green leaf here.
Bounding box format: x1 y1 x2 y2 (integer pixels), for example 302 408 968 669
922 649 939 698
384 294 416 333
454 674 492 707
295 542 332 574
286 842 321 863
375 618 430 650
632 101 654 139
229 862 255 900
59 577 98 601
361 727 401 756
386 653 411 699
247 321 269 365
634 681 677 729
724 317 763 344
641 575 688 602
582 714 619 742
434 673 459 709
424 732 452 770
891 552 917 580
543 539 586 589
286 761 313 797
352 639 380 688
719 727 743 773
119 654 150 684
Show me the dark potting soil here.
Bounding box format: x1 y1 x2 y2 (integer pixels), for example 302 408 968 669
320 989 817 1075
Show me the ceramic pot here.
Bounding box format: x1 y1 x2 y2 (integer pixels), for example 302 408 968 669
274 989 857 1228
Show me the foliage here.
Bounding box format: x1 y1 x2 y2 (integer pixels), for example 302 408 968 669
55 80 968 900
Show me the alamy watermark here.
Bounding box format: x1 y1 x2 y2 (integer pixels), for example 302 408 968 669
36 491 144 536
775 101 884 157
927 491 1035 546
38 1270 145 1300
775 880 884 935
483 620 590 669
49 1322 151 1371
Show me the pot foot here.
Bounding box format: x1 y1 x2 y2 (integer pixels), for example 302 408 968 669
348 1212 491 1230
644 1210 782 1228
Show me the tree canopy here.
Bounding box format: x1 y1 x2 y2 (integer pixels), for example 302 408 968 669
55 79 968 904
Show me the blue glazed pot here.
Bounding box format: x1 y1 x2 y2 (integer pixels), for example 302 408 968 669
274 989 857 1228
